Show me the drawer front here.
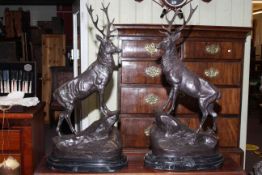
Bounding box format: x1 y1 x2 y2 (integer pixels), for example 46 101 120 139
121 87 240 115
121 61 164 84
120 115 154 148
122 61 241 86
185 62 241 86
176 88 241 115
0 130 21 151
120 87 169 114
183 41 243 60
121 39 162 58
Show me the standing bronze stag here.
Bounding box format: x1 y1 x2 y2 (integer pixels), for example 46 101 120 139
53 3 121 136
158 1 220 133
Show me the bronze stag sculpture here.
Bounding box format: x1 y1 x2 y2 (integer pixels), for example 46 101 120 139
158 2 220 133
145 0 223 171
53 3 121 136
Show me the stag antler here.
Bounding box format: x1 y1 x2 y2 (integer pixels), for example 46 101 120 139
86 3 116 40
161 0 197 35
101 3 116 39
176 2 198 33
86 4 106 37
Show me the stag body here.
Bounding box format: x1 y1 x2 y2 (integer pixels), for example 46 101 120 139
159 3 220 132
53 3 121 136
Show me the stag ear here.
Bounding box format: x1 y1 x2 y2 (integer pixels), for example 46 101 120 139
96 34 104 42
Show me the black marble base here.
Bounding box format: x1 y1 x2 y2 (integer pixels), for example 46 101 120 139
46 154 128 172
144 151 224 171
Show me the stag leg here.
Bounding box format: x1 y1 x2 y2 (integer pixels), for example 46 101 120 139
64 104 77 135
56 112 65 136
162 88 174 112
167 85 179 114
196 98 209 133
99 90 117 117
207 103 218 131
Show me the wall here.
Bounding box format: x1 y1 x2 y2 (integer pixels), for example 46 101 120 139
78 0 252 166
0 5 57 26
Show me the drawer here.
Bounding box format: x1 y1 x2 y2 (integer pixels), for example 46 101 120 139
0 129 21 151
183 41 243 60
120 87 169 114
120 115 154 148
185 62 241 86
176 88 241 115
121 87 240 115
121 39 162 58
121 60 241 86
121 61 164 84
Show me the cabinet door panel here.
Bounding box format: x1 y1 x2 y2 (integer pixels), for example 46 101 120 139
183 41 243 60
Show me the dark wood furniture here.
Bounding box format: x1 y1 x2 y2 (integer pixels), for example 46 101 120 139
116 25 250 167
0 103 45 175
49 66 73 127
35 154 246 175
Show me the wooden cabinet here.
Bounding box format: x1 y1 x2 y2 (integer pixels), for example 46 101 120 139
42 35 66 123
0 103 45 175
116 25 249 167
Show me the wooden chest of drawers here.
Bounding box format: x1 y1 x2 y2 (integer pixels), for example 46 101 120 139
0 103 45 175
116 25 249 167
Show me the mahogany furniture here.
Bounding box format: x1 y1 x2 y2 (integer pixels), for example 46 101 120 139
116 25 250 167
35 154 246 175
0 103 45 175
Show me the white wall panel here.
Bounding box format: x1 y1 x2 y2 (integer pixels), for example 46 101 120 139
119 0 136 23
135 0 153 23
215 0 232 26
232 0 244 26
199 0 216 25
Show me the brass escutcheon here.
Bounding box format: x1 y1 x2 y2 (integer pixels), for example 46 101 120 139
145 66 161 78
205 44 220 55
204 67 219 78
144 43 158 57
144 94 159 105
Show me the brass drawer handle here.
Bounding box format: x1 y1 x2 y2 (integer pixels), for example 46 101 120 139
145 66 161 78
204 67 219 78
145 43 158 56
205 44 220 55
144 94 159 105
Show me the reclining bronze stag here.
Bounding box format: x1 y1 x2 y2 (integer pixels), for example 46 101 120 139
158 2 220 133
53 3 121 136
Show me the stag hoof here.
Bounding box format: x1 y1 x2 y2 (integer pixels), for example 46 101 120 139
102 109 119 117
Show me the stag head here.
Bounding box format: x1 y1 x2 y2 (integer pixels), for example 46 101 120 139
157 1 197 50
86 3 121 54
